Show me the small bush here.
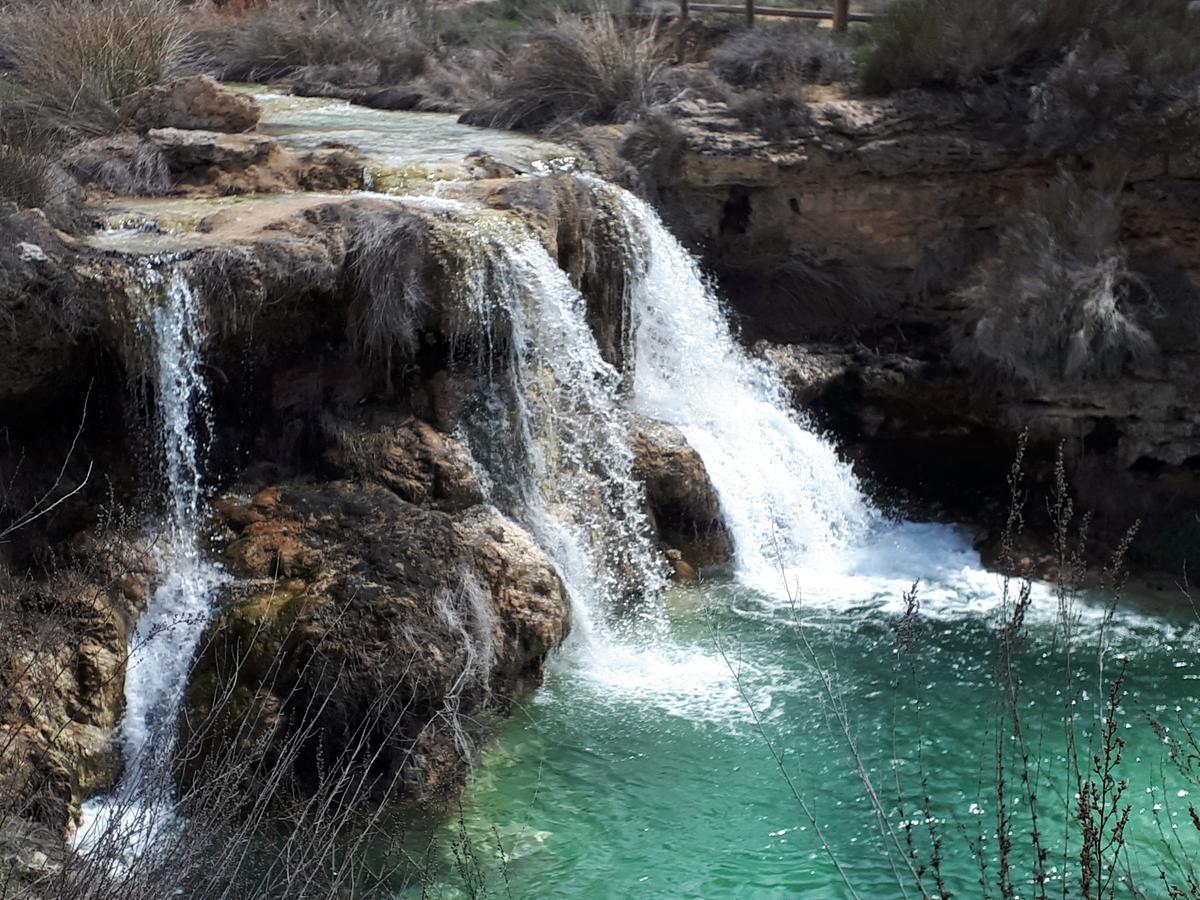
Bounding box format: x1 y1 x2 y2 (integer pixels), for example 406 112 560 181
1028 4 1200 153
954 176 1158 387
0 140 53 210
196 0 427 83
462 11 669 132
859 0 1051 94
348 207 437 364
0 0 192 134
710 24 855 88
431 0 601 44
618 113 685 197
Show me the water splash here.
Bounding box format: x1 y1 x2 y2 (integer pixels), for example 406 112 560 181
77 265 223 847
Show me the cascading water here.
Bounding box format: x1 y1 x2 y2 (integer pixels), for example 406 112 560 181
598 181 874 587
594 181 1060 623
77 265 223 847
426 209 666 638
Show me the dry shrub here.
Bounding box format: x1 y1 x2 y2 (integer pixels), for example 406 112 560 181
0 113 85 229
462 11 670 132
1028 2 1200 153
347 206 437 363
618 113 685 198
0 141 53 211
709 24 855 88
861 0 1200 111
195 0 428 83
954 176 1158 387
0 0 192 134
859 0 1090 94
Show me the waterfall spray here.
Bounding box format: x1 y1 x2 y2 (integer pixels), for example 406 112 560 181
427 212 666 636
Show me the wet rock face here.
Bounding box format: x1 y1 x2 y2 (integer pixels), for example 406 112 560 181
632 419 732 573
129 76 262 134
322 412 484 511
185 477 569 799
0 208 105 403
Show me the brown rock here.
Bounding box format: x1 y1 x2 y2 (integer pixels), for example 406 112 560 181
130 75 261 133
0 533 154 837
631 418 732 571
323 412 483 511
184 481 569 800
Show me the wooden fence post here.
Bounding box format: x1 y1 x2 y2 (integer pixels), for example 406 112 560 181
680 0 689 19
832 0 849 30
746 0 755 26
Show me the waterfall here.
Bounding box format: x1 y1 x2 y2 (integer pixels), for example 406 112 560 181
588 181 1052 624
78 265 223 846
442 217 665 635
588 181 873 594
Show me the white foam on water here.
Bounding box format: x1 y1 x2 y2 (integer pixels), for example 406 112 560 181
551 635 781 726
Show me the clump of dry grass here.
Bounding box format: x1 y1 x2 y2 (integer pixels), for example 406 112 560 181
461 11 670 132
195 0 427 83
347 206 437 365
0 0 193 134
0 140 54 211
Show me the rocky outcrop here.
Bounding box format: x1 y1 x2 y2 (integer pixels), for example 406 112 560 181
184 476 569 799
129 76 262 134
0 532 154 837
63 130 365 198
631 419 731 576
0 170 733 834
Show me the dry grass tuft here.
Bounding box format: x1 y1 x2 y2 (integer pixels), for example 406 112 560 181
954 176 1158 387
462 11 670 132
195 0 427 83
709 24 855 89
0 0 192 134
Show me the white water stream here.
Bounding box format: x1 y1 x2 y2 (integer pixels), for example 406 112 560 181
77 266 223 848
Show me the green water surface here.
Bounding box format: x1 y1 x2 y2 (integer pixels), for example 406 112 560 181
412 574 1199 898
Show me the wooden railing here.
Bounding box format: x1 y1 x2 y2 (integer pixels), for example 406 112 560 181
679 0 875 30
